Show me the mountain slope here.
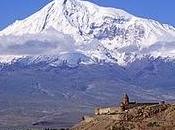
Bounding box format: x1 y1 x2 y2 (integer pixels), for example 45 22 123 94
0 0 175 128
0 0 175 65
0 59 175 128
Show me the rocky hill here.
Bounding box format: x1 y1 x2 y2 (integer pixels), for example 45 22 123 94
72 104 175 130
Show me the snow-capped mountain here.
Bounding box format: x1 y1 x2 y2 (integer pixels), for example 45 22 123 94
0 0 175 128
1 0 175 65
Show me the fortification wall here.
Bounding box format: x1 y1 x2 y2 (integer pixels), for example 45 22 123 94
95 107 122 115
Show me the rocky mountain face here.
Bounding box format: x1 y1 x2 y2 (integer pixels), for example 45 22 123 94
0 0 175 128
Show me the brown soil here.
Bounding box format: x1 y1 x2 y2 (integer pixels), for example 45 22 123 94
72 104 175 130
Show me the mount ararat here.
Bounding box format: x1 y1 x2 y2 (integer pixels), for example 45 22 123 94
0 0 175 128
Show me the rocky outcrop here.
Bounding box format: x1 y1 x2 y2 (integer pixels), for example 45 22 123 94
72 104 175 130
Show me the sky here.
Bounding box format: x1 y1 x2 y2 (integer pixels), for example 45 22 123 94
0 0 175 30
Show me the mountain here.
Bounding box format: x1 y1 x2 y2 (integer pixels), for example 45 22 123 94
1 0 175 65
0 0 175 128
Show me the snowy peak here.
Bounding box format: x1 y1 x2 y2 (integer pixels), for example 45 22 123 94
0 0 175 65
0 0 141 36
0 0 175 42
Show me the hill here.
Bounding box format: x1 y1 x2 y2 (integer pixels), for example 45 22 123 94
72 104 175 130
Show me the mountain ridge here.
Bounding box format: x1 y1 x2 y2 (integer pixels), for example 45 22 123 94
0 0 175 66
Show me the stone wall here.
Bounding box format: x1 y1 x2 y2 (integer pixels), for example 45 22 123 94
95 107 122 115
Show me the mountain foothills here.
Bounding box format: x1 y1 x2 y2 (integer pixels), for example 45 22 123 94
0 0 175 128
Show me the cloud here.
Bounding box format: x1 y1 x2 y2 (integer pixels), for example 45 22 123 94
0 29 76 55
141 41 175 54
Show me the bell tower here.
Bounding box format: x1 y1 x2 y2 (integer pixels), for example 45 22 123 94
122 93 129 106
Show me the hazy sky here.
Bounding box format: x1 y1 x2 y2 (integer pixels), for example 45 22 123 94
0 0 175 30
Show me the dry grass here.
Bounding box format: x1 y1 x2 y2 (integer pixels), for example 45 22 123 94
72 104 175 130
